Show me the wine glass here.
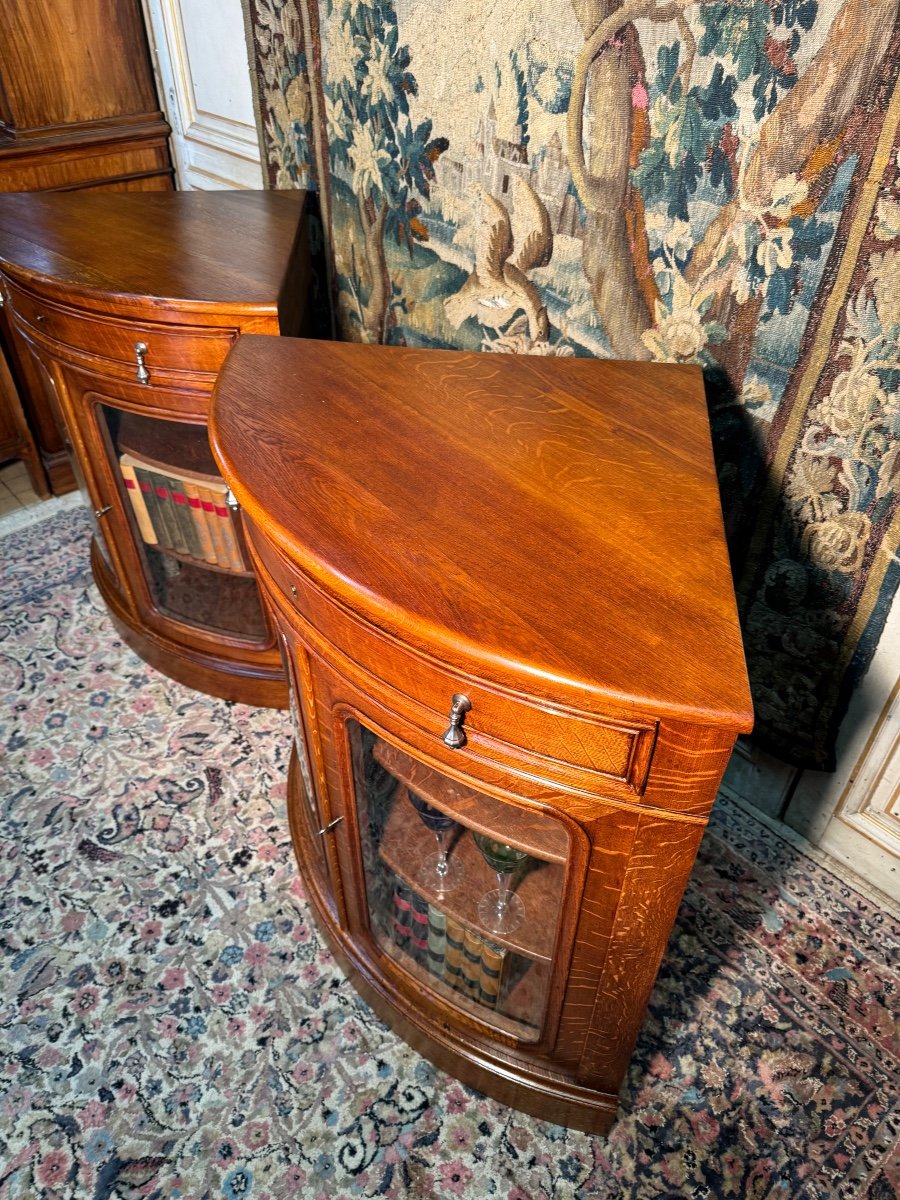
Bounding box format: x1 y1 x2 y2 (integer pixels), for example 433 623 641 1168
472 832 529 934
408 790 462 896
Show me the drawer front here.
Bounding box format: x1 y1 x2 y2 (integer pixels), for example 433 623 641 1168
3 279 236 378
249 529 656 798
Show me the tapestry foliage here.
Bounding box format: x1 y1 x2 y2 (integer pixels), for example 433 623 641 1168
245 0 900 769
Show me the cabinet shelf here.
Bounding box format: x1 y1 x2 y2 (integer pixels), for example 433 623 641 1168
379 782 560 962
373 738 568 865
151 543 254 579
382 931 550 1039
117 410 220 482
144 547 266 640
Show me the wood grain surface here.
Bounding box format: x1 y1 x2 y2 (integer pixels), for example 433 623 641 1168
212 337 753 731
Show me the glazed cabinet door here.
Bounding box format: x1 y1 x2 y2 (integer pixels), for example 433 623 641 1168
94 399 268 643
50 359 274 652
344 714 573 1043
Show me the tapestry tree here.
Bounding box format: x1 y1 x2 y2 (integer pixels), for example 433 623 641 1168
324 0 448 342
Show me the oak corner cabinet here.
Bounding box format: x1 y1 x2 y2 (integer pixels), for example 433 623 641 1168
209 336 754 1133
0 190 310 708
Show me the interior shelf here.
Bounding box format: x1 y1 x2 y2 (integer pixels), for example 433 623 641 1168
117 409 220 480
378 781 560 962
381 930 549 1039
373 738 568 865
144 548 266 639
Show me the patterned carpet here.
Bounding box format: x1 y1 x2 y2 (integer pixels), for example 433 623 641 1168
1 505 898 1200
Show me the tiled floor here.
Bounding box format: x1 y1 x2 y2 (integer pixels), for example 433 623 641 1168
0 459 43 516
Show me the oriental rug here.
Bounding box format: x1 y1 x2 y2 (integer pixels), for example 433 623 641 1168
0 506 898 1199
242 0 900 771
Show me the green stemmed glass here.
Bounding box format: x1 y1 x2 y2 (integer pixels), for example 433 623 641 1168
472 832 529 934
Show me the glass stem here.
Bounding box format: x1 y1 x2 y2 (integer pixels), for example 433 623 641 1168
494 871 512 919
434 828 448 879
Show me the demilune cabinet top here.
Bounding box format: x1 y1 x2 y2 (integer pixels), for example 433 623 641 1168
213 337 751 729
209 336 753 1132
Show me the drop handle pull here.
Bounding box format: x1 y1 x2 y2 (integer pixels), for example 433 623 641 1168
442 694 472 748
134 341 149 385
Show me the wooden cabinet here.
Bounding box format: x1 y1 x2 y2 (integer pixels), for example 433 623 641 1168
209 337 754 1133
0 0 174 495
0 0 173 194
0 190 310 706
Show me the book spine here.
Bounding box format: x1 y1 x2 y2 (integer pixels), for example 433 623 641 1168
197 485 228 568
426 905 447 980
167 475 203 560
211 493 245 572
183 479 216 564
462 928 484 999
392 880 413 953
409 890 430 965
145 470 185 554
444 916 466 991
136 467 174 552
119 455 157 545
478 939 507 1010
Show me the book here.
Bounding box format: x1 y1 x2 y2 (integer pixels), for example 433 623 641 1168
136 466 178 552
197 483 229 568
462 928 483 999
392 880 413 952
444 916 466 990
183 480 217 564
213 495 245 572
143 470 182 554
478 940 507 1010
166 474 203 560
119 454 157 545
426 905 447 979
409 890 430 963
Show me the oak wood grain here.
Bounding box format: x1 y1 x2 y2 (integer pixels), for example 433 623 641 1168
212 337 753 732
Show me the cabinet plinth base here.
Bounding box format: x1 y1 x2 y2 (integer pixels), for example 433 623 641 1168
92 538 288 709
286 754 619 1136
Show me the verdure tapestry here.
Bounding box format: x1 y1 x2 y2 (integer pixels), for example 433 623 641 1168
246 0 900 771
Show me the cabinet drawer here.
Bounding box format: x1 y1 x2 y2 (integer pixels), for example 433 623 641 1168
250 529 656 797
3 279 236 378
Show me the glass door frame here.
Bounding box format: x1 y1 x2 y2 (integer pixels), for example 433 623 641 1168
327 699 591 1055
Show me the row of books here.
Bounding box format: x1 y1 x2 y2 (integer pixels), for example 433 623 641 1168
119 452 246 572
392 880 508 1010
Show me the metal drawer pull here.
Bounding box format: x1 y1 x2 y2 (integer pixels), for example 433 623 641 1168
94 505 112 518
134 341 149 385
442 693 471 748
316 816 343 837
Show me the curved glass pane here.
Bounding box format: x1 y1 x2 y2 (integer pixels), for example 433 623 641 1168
347 718 568 1041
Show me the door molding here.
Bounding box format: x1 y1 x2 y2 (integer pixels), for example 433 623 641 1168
141 0 264 190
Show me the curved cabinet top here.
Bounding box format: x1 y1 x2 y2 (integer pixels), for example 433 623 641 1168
210 336 753 731
0 190 306 322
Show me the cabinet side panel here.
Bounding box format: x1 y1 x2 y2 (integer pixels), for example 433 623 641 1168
641 722 740 816
1 0 159 132
578 813 706 1091
554 806 640 1066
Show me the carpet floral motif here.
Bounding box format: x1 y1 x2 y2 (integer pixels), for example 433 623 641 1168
1 508 898 1198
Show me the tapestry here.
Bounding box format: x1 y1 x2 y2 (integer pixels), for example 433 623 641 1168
244 0 900 770
1 507 898 1198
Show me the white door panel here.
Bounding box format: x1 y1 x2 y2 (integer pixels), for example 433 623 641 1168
142 0 264 190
